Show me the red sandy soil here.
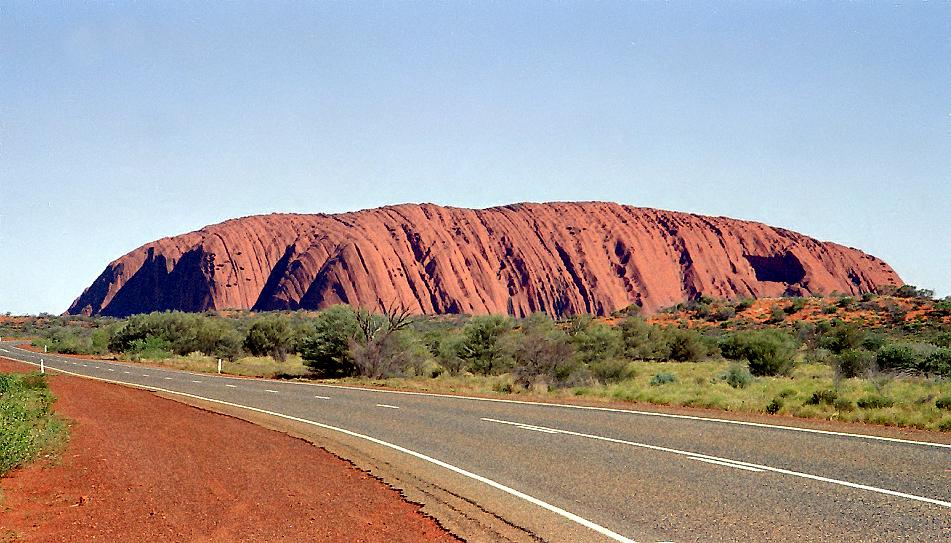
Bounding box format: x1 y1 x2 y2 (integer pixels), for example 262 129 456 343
0 358 459 543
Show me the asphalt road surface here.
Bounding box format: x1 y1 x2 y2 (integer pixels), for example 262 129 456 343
2 341 948 542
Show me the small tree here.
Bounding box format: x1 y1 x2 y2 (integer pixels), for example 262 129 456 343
349 304 413 379
458 315 514 375
300 306 360 377
243 317 293 362
511 314 576 388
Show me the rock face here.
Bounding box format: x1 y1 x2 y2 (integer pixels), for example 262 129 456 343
68 202 902 317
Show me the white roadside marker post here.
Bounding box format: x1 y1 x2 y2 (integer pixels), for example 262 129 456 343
217 358 222 374
40 358 45 374
44 345 48 353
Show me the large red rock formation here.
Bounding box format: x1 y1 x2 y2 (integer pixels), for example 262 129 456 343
68 202 902 317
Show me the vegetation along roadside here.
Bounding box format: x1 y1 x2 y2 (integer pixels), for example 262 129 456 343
4 286 950 432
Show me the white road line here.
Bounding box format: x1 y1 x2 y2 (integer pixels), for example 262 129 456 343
123 371 131 374
107 368 115 372
265 389 278 394
225 384 237 388
18 362 642 543
142 374 149 377
311 383 951 449
81 364 88 367
376 403 400 409
192 380 203 383
481 418 951 509
692 458 765 473
164 377 173 380
314 395 331 400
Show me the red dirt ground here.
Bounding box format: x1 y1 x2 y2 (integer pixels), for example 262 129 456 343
0 358 460 542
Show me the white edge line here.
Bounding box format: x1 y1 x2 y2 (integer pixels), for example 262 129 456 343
481 417 951 509
5 344 949 449
691 457 764 473
17 361 640 543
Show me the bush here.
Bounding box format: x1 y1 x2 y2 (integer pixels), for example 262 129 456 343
567 317 621 365
805 389 838 405
650 372 677 386
765 397 783 414
300 306 360 377
720 363 753 389
923 348 951 377
857 395 894 409
766 306 786 324
785 297 806 315
129 335 173 359
244 317 294 361
511 314 576 388
935 395 951 410
834 349 877 379
817 323 866 354
720 330 798 376
876 343 935 374
590 359 636 383
665 328 707 362
459 315 514 375
833 398 855 412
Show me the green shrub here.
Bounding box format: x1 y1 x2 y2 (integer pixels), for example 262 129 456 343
459 315 514 375
766 306 786 324
817 322 866 354
719 363 753 389
735 299 754 312
923 348 951 377
720 330 798 376
833 398 855 412
935 395 951 410
129 335 173 359
511 314 576 388
876 343 935 374
765 397 783 414
650 372 677 386
835 349 877 379
300 306 360 377
805 389 838 405
665 328 707 362
567 317 621 365
244 317 294 361
857 395 895 409
785 297 806 315
590 359 636 383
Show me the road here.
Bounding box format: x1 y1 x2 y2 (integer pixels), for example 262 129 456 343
2 341 948 542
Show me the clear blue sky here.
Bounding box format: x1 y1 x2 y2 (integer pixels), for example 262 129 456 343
1 2 948 315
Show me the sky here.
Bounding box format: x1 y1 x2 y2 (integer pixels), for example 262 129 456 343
1 1 948 315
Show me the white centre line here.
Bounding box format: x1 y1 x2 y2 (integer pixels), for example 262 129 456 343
164 377 173 380
107 368 115 372
481 418 951 509
192 380 203 383
225 384 237 388
265 389 278 394
314 395 331 400
123 371 131 374
376 403 400 409
142 374 149 377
